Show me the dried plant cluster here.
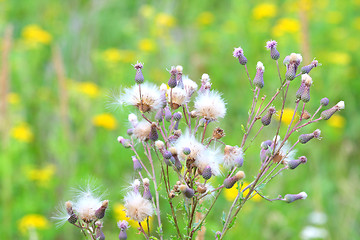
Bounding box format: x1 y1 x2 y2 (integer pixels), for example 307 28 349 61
57 40 344 240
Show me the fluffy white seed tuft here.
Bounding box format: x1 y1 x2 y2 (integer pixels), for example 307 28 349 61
124 192 153 222
194 90 226 120
336 101 345 109
195 148 223 176
256 61 265 72
133 121 151 141
175 131 205 161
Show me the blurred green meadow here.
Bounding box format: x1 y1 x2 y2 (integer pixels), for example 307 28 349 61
0 0 359 239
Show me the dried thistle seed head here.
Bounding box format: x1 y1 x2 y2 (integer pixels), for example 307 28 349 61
168 87 187 109
213 127 225 139
132 156 142 172
303 74 313 86
155 140 165 150
253 61 265 89
313 129 321 139
197 184 207 194
320 97 329 106
169 147 177 155
190 110 197 118
65 201 73 215
301 110 311 120
336 101 345 110
179 184 195 198
289 53 303 65
234 171 245 181
124 192 153 222
202 165 212 180
182 76 198 98
133 121 151 141
176 65 183 73
233 47 247 65
224 145 244 169
194 90 226 120
284 192 307 203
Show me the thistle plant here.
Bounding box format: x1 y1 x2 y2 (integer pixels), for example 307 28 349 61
57 40 344 239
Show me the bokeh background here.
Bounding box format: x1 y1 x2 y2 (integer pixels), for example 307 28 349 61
1 0 359 239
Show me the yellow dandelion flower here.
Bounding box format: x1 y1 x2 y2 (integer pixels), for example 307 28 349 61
7 92 20 105
326 11 343 24
92 113 117 130
11 123 34 143
272 18 300 37
327 115 345 128
197 12 215 26
252 3 277 20
326 52 351 65
155 13 176 27
139 5 155 19
18 214 49 234
77 82 100 98
114 203 152 229
276 108 298 125
138 39 156 52
26 165 55 186
21 24 52 45
224 182 261 202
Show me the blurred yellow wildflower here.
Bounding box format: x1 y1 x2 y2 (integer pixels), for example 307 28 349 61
21 24 52 45
139 5 155 19
224 182 261 202
272 18 300 37
276 108 298 125
18 214 49 234
7 92 20 104
252 3 277 20
352 17 360 30
326 52 351 65
114 203 152 229
11 123 34 143
92 113 117 130
327 115 345 128
76 82 100 98
298 0 312 12
102 48 136 64
197 12 215 26
138 39 156 52
326 11 343 24
26 165 55 186
156 13 176 27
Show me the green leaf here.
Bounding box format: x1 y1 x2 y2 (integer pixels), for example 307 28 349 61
228 215 237 229
221 211 226 226
166 214 175 226
241 124 246 134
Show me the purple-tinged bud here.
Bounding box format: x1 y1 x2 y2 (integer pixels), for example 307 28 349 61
266 40 280 60
261 107 276 126
163 150 172 159
202 166 212 180
299 129 321 144
168 67 177 88
173 112 182 121
174 155 182 171
132 179 141 194
296 79 306 99
170 156 176 164
199 118 206 127
261 140 272 150
234 155 244 167
176 66 184 88
155 108 164 122
300 74 313 103
284 192 307 203
321 101 345 120
164 107 172 121
301 59 319 74
134 62 144 84
215 231 222 239
223 171 245 188
283 55 290 65
127 128 133 136
183 147 191 155
142 178 152 200
179 184 195 198
117 136 131 148
174 121 180 130
285 64 296 80
95 200 109 219
132 156 142 172
320 97 329 106
117 220 129 240
149 123 159 141
233 47 247 65
96 227 106 240
301 87 311 103
253 62 265 89
68 213 78 224
287 156 307 169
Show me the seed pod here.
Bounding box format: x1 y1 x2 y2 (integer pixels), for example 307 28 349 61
149 123 159 141
284 192 307 203
202 166 212 180
164 107 172 121
287 156 307 169
168 67 177 88
253 62 265 89
68 213 78 224
95 200 109 219
179 184 195 198
261 107 276 126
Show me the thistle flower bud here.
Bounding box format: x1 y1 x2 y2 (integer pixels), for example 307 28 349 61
320 97 329 106
134 62 144 84
95 200 109 219
287 156 307 169
301 110 311 120
183 147 191 155
127 128 133 136
68 213 78 224
168 67 177 88
253 61 265 89
149 123 159 141
179 184 195 198
321 101 345 120
286 53 302 80
155 108 164 122
285 64 296 80
132 179 141 193
284 192 307 203
300 59 319 74
128 113 138 127
118 220 129 240
142 178 152 200
301 87 311 103
202 166 212 180
173 112 182 121
164 107 172 121
223 171 245 189
261 107 276 126
296 78 306 99
96 227 106 240
117 136 131 148
299 129 321 144
162 150 172 159
265 40 280 60
174 155 182 171
199 118 206 127
233 47 247 65
283 55 290 65
261 140 272 150
132 156 142 172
